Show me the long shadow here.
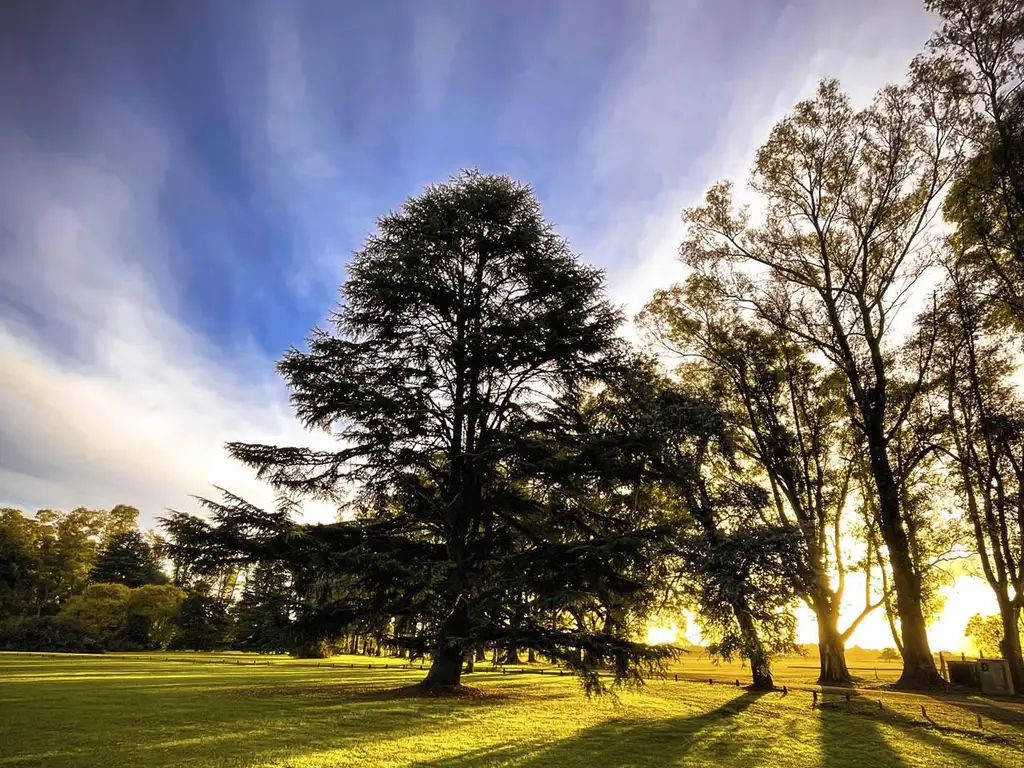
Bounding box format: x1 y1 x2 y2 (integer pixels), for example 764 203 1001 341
818 690 907 768
414 689 769 768
882 706 1009 768
945 697 1024 728
818 690 1009 768
2 670 509 768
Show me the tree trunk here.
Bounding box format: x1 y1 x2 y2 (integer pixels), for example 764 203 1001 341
865 424 943 689
813 595 852 685
421 643 464 689
420 594 468 690
735 608 773 689
997 599 1023 693
464 654 475 674
475 647 486 662
527 648 536 664
505 644 520 665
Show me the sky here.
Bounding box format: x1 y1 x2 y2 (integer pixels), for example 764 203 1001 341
1 0 990 647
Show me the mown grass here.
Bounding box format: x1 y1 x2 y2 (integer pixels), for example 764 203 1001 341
0 652 1021 767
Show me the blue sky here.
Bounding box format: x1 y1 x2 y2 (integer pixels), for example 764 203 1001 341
0 0 941 526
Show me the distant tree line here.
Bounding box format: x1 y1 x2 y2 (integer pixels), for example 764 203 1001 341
0 505 291 654
4 1 1022 695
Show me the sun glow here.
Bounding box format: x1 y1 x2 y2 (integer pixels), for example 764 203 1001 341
646 576 1000 653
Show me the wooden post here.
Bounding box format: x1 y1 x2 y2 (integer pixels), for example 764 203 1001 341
845 692 851 702
878 700 883 710
976 713 983 728
812 690 818 707
708 678 713 685
920 705 927 719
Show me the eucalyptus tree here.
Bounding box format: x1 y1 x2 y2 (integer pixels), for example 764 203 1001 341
933 258 1024 688
641 278 883 684
677 78 966 687
922 0 1024 330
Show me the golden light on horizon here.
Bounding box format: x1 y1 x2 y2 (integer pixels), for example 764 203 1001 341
645 575 1000 653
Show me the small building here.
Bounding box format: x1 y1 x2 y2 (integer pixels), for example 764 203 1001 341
946 658 1015 696
977 659 1015 696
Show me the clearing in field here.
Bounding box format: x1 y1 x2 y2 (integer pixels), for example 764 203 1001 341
1 653 1021 767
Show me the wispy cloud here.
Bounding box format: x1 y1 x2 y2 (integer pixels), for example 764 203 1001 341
0 0 944 532
0 94 338 525
571 0 939 321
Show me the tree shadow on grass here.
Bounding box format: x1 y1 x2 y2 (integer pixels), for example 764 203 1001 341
818 691 908 768
413 690 769 768
818 690 1010 768
945 697 1024 729
883 706 1010 768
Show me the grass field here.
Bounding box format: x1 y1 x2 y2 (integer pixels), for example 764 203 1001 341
1 652 1022 767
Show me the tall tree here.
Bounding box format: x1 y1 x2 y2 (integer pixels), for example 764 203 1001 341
933 258 1024 688
678 79 964 687
606 363 806 689
0 509 41 618
33 508 106 615
166 172 673 692
641 282 883 684
232 563 293 653
922 0 1024 329
91 530 166 588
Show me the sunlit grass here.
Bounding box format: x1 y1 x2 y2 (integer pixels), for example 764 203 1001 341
0 653 1020 767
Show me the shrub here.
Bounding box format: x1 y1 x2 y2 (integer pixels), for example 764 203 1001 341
0 615 104 653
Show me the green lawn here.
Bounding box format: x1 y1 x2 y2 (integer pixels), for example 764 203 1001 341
0 653 1021 767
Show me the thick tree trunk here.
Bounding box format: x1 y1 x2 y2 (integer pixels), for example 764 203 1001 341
865 423 943 689
527 648 536 664
464 654 475 674
421 643 464 689
736 608 773 689
813 595 852 685
475 647 486 663
420 590 469 690
997 599 1023 693
505 644 520 665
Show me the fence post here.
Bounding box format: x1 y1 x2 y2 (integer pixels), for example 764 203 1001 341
812 690 818 707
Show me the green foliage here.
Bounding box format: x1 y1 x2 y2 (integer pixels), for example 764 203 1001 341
0 615 104 653
165 171 679 691
170 587 233 651
60 582 132 637
128 584 186 648
91 530 167 588
964 613 1004 658
878 648 900 663
924 0 1024 329
231 563 293 653
0 508 41 616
